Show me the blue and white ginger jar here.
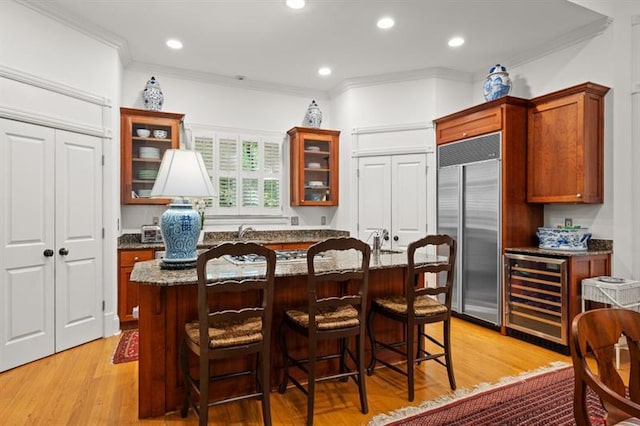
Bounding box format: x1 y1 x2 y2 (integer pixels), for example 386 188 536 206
304 100 322 128
143 76 164 111
483 64 512 101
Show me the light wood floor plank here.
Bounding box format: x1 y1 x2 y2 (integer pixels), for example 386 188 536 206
0 318 571 425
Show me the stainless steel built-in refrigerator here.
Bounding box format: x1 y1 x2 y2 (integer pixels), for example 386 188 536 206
437 133 501 326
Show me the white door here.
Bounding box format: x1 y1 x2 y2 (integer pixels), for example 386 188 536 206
0 120 103 371
358 154 427 251
55 130 102 351
391 155 427 251
357 156 391 245
0 119 56 371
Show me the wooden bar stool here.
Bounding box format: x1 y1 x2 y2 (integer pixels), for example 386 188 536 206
367 234 457 402
179 242 276 426
278 237 371 426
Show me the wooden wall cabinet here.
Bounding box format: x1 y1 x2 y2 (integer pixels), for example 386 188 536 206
288 127 340 206
118 249 154 326
527 82 609 203
435 104 502 145
120 107 184 205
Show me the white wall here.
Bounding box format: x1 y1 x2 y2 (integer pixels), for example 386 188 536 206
331 77 448 234
1 0 122 336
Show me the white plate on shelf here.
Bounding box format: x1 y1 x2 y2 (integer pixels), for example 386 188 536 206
308 181 324 187
307 162 321 169
307 146 320 151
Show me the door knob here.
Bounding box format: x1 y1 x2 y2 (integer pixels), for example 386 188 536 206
393 235 399 241
59 248 69 256
43 249 54 257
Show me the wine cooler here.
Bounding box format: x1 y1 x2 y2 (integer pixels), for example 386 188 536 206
504 253 568 345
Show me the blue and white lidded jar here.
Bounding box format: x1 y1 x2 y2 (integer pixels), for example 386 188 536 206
143 76 164 111
483 64 512 101
304 100 323 128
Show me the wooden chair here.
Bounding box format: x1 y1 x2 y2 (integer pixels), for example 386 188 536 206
367 234 457 402
278 237 371 426
179 242 276 426
570 308 640 426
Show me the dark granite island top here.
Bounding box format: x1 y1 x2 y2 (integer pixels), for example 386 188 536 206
119 229 350 250
130 249 434 285
130 248 440 418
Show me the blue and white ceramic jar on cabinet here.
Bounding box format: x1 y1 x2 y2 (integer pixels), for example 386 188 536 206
143 76 164 111
304 100 323 128
483 64 512 101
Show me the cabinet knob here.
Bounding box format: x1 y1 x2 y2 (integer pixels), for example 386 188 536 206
134 256 139 261
393 235 399 242
59 247 69 256
576 193 582 198
43 249 54 257
462 132 467 137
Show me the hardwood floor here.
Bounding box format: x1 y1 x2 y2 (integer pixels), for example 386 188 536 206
0 318 570 425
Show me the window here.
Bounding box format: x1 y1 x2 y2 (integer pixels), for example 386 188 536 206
193 129 283 216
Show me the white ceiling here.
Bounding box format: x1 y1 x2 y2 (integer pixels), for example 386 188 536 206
23 0 608 94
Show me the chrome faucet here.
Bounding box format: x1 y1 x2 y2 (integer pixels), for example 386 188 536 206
237 224 255 239
371 228 388 254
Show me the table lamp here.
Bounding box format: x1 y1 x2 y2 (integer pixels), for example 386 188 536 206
151 149 215 269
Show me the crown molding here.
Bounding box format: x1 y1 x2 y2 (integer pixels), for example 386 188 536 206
501 16 612 72
329 67 474 98
127 61 329 101
17 0 132 65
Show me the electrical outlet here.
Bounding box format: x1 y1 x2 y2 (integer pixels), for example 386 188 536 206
321 216 326 225
564 218 573 227
152 216 159 225
291 216 299 226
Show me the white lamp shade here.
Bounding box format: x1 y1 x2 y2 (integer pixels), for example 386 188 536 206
150 150 215 198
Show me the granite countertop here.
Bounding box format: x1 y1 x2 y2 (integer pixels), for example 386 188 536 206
130 249 435 287
506 238 613 257
118 229 350 250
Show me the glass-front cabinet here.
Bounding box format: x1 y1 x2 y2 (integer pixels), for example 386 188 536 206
120 107 184 204
504 253 568 344
288 126 340 206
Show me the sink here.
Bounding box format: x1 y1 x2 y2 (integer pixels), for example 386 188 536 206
378 249 403 254
224 249 317 265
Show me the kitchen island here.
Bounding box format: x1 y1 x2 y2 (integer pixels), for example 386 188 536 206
130 248 438 418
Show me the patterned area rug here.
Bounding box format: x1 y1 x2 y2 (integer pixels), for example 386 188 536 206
111 329 139 364
369 362 606 425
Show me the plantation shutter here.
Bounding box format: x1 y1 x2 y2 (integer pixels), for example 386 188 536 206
218 136 238 210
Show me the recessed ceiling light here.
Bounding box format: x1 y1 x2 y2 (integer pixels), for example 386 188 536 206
448 37 465 47
377 17 395 30
286 0 305 9
166 39 183 49
318 67 332 76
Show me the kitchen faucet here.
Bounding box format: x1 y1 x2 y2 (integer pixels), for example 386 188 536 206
237 224 255 239
371 228 388 254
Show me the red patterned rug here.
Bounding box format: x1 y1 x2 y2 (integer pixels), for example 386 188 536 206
369 363 606 425
112 329 139 364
